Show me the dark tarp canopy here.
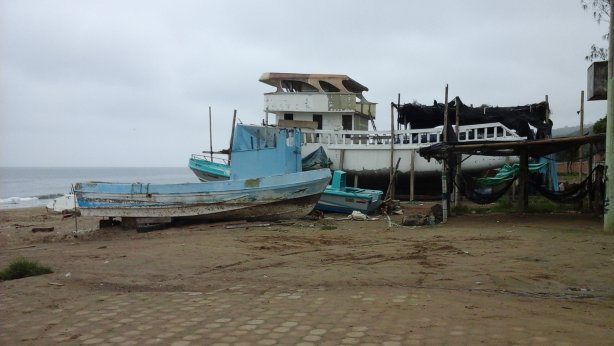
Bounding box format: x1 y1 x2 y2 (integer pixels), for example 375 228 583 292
395 98 552 140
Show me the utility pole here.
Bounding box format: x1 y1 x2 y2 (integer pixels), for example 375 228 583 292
605 0 614 233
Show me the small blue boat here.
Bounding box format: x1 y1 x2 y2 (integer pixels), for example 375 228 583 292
188 154 231 181
75 125 331 220
315 170 384 214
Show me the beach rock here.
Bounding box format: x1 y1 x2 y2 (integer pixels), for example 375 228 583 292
401 216 429 226
31 227 54 233
431 204 443 221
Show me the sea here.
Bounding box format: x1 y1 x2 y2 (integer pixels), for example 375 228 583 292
0 167 199 210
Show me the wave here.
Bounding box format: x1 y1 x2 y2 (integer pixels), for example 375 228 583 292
36 193 65 200
0 193 64 205
0 196 39 204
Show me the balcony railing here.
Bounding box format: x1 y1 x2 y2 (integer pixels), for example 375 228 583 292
264 92 376 118
301 122 523 147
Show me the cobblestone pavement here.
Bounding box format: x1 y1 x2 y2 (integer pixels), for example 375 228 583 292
1 282 604 345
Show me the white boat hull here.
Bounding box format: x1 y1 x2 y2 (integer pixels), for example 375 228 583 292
299 123 522 193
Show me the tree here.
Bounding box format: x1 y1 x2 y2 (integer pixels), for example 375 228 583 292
582 0 611 61
593 115 607 133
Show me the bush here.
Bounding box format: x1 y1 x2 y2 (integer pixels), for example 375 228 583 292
0 257 53 281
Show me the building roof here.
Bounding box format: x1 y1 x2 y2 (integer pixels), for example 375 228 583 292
259 72 369 93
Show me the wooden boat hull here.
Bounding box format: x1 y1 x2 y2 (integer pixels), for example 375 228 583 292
75 169 331 220
314 170 383 214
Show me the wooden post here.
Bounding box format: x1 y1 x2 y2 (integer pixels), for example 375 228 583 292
354 175 358 188
442 84 449 222
578 90 584 183
397 93 401 130
443 86 449 143
71 184 78 232
410 149 415 201
589 143 594 211
390 102 395 199
209 106 213 160
454 97 461 208
228 110 237 163
518 149 529 211
340 149 345 170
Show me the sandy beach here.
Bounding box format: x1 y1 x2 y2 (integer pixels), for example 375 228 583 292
1 205 613 345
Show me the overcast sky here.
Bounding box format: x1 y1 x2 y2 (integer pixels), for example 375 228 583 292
0 0 609 167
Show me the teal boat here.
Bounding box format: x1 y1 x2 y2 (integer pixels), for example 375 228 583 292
189 154 231 181
315 170 384 214
189 146 332 182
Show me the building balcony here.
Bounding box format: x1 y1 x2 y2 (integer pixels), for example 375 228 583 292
264 92 376 119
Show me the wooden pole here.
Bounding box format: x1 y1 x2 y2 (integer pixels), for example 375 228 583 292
578 90 584 183
410 149 415 201
589 143 594 211
443 86 449 143
228 110 237 163
442 84 449 222
72 184 78 232
518 149 529 211
397 93 401 130
544 94 552 191
209 106 213 160
390 102 396 200
454 97 461 208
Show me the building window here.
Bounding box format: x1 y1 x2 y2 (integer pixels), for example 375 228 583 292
284 113 294 120
313 114 323 130
342 114 352 130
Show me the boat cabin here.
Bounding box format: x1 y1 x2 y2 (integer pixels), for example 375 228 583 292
230 124 302 180
259 73 377 131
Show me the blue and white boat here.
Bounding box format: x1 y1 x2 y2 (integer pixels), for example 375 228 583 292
75 125 331 220
188 146 331 182
315 170 383 214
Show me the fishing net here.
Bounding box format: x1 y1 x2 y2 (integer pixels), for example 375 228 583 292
396 98 551 139
455 172 517 205
527 165 604 204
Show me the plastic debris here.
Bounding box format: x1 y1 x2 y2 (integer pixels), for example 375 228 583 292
348 211 368 221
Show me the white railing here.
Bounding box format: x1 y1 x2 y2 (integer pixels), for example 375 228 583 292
301 122 523 147
190 153 229 166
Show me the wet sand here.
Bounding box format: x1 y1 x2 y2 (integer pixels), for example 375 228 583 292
1 206 613 345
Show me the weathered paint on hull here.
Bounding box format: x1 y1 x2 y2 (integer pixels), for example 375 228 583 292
75 169 331 219
80 193 323 220
185 193 322 221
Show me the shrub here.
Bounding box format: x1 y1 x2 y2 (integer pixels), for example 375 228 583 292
0 257 53 281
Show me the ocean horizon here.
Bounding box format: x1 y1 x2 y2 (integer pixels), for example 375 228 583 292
0 166 199 210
